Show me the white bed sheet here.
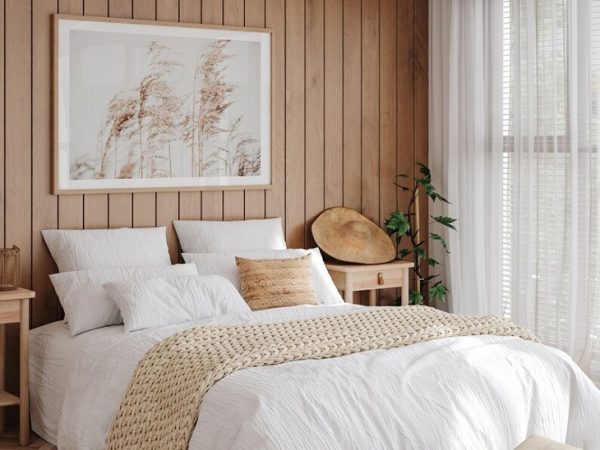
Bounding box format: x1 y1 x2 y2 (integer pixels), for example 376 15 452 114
53 304 600 450
29 321 126 444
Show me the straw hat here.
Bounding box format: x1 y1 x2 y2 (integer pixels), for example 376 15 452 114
312 207 396 264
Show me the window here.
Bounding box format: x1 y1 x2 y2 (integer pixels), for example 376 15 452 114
502 0 600 382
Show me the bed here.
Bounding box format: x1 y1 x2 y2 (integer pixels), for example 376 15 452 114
33 223 600 450
29 321 127 444
30 304 600 450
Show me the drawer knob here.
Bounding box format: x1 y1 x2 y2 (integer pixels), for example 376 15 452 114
378 273 385 285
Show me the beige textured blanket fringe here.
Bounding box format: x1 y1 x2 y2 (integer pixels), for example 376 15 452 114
105 306 537 450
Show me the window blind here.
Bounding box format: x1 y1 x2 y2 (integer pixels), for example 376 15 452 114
502 0 600 382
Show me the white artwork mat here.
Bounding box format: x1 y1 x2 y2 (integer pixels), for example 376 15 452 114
56 17 271 192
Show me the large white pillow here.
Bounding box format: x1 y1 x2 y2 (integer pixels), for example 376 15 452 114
42 227 171 272
182 249 344 305
173 218 287 253
50 263 198 336
103 275 251 332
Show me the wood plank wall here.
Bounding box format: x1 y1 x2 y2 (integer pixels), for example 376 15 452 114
2 0 427 413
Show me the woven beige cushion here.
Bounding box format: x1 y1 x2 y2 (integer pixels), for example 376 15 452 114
236 254 318 310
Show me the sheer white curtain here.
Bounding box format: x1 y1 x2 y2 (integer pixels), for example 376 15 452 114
429 0 504 316
430 0 600 384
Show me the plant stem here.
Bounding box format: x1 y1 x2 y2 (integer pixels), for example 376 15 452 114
414 185 421 294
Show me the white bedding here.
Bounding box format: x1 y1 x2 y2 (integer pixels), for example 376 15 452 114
29 321 127 444
39 305 600 450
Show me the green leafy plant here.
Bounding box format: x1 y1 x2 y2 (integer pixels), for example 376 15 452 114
384 164 456 305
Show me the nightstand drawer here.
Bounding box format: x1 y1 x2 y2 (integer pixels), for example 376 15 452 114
326 261 413 306
0 299 20 324
351 268 404 291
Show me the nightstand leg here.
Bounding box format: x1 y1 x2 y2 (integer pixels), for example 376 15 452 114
344 274 353 304
19 299 29 446
368 290 377 306
401 269 410 306
343 288 354 304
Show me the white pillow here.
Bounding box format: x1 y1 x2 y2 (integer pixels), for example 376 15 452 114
173 218 287 253
50 264 198 335
42 227 172 272
182 249 344 305
103 275 250 332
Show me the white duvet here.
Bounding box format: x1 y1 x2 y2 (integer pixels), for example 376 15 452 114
56 305 600 450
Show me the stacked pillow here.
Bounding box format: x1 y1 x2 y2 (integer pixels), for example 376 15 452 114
182 249 343 306
50 263 198 335
176 217 344 307
104 275 249 332
42 227 172 272
43 218 344 335
173 218 287 253
43 227 249 335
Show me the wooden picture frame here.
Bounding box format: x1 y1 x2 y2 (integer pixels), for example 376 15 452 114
53 14 272 194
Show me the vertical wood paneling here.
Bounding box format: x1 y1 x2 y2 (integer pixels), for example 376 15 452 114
132 0 154 19
5 0 31 399
379 0 397 225
1 0 6 415
285 0 305 248
0 0 6 253
4 0 428 404
397 0 414 213
243 0 266 220
32 0 59 328
200 0 224 221
265 0 285 223
85 0 108 16
305 0 324 247
343 0 361 211
133 0 155 20
84 195 109 228
414 0 428 289
180 0 202 24
379 0 397 305
109 0 133 19
224 0 243 30
324 0 343 209
361 0 379 224
132 193 156 226
157 0 179 20
179 194 202 219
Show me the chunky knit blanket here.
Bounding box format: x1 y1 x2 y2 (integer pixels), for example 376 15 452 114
105 306 537 450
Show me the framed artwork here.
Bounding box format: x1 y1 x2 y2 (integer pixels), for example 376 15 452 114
54 15 271 194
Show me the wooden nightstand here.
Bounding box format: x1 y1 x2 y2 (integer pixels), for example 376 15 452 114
0 288 35 446
326 261 413 306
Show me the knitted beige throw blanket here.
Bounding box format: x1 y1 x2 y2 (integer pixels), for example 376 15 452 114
105 306 537 450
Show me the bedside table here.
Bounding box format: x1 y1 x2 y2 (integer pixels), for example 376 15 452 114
326 261 413 306
0 288 35 446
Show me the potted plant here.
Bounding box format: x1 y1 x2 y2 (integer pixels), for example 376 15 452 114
384 164 456 305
